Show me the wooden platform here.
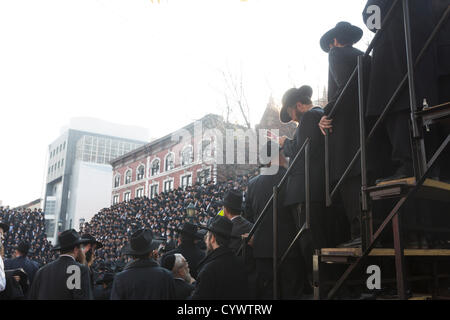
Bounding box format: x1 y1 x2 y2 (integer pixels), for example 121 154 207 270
368 177 450 202
416 101 450 126
321 248 450 257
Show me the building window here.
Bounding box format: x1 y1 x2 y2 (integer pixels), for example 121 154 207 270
197 168 211 184
124 192 131 202
181 145 194 166
181 174 192 189
151 159 160 176
114 175 121 188
113 195 119 205
165 153 175 171
61 159 64 167
163 180 174 192
125 170 132 184
150 184 158 199
63 141 66 150
137 165 145 181
136 188 144 198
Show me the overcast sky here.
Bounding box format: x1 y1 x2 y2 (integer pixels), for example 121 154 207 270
0 0 373 207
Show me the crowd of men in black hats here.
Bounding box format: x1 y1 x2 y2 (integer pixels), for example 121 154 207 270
1 0 449 300
0 207 55 266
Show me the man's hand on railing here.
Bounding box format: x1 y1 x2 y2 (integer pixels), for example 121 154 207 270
242 233 254 247
319 115 333 135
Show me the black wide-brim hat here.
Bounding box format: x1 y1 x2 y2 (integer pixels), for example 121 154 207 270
197 216 240 240
81 233 104 249
218 189 244 213
121 229 162 256
173 222 204 240
280 85 313 123
0 222 8 233
320 21 363 53
52 229 92 251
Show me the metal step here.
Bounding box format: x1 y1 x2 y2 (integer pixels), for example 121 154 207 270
319 247 450 264
416 102 450 126
367 177 450 202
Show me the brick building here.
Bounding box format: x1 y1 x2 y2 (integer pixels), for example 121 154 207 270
110 114 255 204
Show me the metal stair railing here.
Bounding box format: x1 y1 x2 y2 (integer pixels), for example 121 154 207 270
323 0 450 300
238 137 311 300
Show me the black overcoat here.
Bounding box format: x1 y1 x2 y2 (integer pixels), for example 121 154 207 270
244 167 298 258
362 0 439 116
28 256 92 300
173 278 194 300
110 258 175 300
324 46 367 182
190 246 249 300
283 107 325 206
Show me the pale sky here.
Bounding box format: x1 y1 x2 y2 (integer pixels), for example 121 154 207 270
0 0 373 207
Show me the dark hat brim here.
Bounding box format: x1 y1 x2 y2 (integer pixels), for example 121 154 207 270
320 23 363 53
217 200 243 213
280 104 292 123
197 224 240 240
51 237 92 251
121 240 162 256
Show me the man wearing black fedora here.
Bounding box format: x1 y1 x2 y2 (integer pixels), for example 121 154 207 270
220 189 253 253
276 85 329 292
28 229 93 300
110 229 175 300
190 216 249 299
318 21 368 245
162 222 205 279
4 241 39 286
81 233 103 290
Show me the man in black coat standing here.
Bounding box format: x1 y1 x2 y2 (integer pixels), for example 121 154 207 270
221 190 253 254
317 21 368 244
163 223 205 279
362 0 440 182
276 85 328 289
190 216 249 299
110 229 175 300
28 229 93 300
245 141 303 299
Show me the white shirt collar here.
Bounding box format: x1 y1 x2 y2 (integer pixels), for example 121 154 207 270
59 254 76 261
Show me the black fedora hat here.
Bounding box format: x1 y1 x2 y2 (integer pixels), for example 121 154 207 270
280 85 313 123
81 233 104 249
198 215 238 240
219 190 243 213
320 21 363 53
174 222 203 240
52 229 92 251
0 221 8 233
121 229 162 256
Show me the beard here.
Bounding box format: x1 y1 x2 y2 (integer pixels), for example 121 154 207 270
75 249 86 264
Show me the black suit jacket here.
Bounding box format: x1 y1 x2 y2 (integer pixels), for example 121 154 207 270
190 246 249 300
362 0 439 116
4 256 39 285
283 107 325 205
110 258 175 300
229 216 253 253
244 167 298 258
28 256 92 300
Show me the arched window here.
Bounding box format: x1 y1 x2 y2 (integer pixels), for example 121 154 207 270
114 174 121 188
151 159 160 176
125 169 132 184
165 153 175 171
137 164 145 180
198 139 213 161
181 145 193 166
